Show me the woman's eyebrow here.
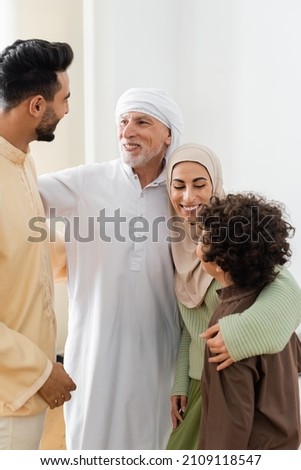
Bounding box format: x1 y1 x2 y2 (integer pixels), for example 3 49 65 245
192 177 208 182
172 177 208 183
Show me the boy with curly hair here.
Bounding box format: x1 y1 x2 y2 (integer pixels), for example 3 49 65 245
197 193 301 449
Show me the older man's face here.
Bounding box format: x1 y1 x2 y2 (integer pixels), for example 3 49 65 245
117 112 171 170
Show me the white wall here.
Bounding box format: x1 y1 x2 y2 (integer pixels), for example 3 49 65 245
84 0 301 282
2 0 301 350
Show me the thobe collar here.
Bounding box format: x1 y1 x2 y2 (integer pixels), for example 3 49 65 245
120 157 167 188
0 136 30 165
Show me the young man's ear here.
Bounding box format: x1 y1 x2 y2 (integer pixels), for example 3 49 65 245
29 95 46 117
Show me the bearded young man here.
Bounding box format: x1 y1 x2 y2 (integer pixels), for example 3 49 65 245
0 38 76 450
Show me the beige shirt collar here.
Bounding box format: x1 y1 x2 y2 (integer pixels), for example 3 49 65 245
0 136 29 165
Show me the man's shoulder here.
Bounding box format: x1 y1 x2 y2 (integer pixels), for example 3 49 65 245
81 158 121 176
38 158 121 187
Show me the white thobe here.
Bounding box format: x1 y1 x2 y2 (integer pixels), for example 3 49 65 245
38 159 181 450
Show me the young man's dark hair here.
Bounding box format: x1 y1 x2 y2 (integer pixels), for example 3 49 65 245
0 38 74 110
199 192 294 289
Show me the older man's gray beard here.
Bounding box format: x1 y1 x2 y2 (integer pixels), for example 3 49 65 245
120 143 167 170
122 154 152 169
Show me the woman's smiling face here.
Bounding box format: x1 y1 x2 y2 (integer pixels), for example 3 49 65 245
169 161 213 221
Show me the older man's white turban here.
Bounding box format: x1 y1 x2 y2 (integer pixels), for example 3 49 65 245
115 87 184 160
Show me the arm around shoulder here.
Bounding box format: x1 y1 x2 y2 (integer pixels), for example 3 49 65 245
38 165 82 217
219 267 301 361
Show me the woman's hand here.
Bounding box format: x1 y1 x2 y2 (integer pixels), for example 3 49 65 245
201 323 234 371
170 395 187 429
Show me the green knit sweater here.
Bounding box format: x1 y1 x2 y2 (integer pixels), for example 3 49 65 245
171 267 301 396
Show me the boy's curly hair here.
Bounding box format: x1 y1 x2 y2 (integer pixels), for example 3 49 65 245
198 193 295 289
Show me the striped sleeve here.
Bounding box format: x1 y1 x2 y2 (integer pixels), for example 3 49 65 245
171 324 191 396
219 267 301 361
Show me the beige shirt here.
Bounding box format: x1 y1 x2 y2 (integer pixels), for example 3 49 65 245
0 137 56 417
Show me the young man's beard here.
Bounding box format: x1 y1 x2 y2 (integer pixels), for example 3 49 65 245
36 107 59 142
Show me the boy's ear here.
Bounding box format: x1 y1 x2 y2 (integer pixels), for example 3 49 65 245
216 265 223 273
